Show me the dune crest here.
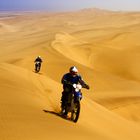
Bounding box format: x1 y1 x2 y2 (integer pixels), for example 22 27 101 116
52 32 92 67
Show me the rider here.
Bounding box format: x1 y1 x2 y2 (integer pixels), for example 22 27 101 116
61 66 90 113
34 56 43 71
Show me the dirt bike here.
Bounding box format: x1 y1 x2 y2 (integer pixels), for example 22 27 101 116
61 83 83 123
35 61 41 73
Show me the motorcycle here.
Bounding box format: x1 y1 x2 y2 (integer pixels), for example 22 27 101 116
61 83 83 123
35 61 41 73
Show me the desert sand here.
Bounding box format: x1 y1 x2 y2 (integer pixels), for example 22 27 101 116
0 9 140 140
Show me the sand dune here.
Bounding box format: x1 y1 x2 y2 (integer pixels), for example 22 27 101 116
51 32 92 67
0 9 140 140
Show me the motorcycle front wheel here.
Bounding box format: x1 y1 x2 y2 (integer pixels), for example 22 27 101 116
71 101 80 123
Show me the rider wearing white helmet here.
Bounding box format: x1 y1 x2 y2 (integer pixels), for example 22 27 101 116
61 66 89 114
34 56 43 71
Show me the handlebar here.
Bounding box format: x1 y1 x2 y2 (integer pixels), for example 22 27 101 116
63 79 90 90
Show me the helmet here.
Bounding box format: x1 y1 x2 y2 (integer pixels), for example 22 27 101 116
37 56 41 59
69 66 78 76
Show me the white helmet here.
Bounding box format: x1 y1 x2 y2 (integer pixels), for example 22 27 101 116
37 56 41 59
69 66 78 75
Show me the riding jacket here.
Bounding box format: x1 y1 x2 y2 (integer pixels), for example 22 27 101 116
61 73 87 93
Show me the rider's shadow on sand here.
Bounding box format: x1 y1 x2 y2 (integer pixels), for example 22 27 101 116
43 110 60 116
43 109 70 121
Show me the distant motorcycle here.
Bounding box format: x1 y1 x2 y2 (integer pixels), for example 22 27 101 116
61 83 83 123
35 61 41 73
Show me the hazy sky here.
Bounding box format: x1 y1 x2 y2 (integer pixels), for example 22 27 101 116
0 0 140 11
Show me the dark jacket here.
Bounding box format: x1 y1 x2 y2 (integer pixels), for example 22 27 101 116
61 73 89 92
34 57 42 63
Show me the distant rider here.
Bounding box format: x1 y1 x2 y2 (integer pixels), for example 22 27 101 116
61 66 90 113
34 56 43 71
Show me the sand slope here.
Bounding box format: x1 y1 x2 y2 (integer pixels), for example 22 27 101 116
0 9 140 140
